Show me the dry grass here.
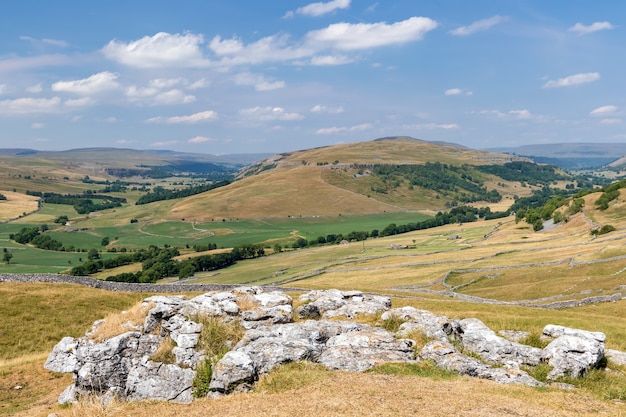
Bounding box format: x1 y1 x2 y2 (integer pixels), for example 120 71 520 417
33 372 626 417
88 301 152 343
0 190 40 221
149 337 177 364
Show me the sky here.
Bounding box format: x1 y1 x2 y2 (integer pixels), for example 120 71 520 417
0 0 624 155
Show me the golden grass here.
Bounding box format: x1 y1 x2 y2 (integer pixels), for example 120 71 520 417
88 301 152 343
32 372 626 417
0 191 39 222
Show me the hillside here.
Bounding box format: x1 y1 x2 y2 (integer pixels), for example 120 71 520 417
170 137 542 221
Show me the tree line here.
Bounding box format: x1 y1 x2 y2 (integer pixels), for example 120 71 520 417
135 180 231 205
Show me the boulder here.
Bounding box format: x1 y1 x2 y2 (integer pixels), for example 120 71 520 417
297 289 391 319
605 349 626 366
126 359 195 403
382 306 462 341
44 337 78 374
459 318 542 366
420 341 542 387
542 325 606 379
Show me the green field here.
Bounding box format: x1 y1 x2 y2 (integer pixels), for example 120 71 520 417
0 207 431 272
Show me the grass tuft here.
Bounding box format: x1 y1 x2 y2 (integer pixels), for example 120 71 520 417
88 302 152 343
149 337 177 364
368 360 459 380
255 361 331 394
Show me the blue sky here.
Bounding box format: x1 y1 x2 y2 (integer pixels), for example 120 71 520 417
0 0 623 154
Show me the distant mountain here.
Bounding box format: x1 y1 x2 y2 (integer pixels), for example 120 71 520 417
487 143 626 169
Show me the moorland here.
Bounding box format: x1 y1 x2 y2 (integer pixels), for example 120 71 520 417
1 136 626 416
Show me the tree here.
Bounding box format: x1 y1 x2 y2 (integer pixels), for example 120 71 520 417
101 236 110 246
87 248 100 261
3 251 13 264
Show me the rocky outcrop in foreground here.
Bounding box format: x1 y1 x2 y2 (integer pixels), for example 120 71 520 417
45 287 620 404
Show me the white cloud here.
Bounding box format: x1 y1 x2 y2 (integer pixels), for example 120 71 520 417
569 21 614 35
146 110 218 124
450 15 508 36
306 16 438 50
445 88 472 96
101 116 119 123
31 122 45 129
240 106 304 121
188 136 213 144
153 89 196 105
310 54 355 65
600 118 621 125
404 123 459 130
52 71 119 94
233 72 285 91
543 72 600 88
20 35 69 48
590 105 618 116
0 96 61 114
0 84 7 94
64 97 95 107
311 104 345 114
285 0 350 18
26 83 42 93
188 78 210 90
315 123 372 134
102 32 210 68
149 78 184 89
508 109 532 119
150 140 179 147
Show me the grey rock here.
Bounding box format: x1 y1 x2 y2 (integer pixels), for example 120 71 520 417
543 324 606 343
543 334 605 379
210 350 256 394
498 330 530 343
44 337 78 373
126 360 195 403
297 289 391 319
420 340 542 387
459 318 542 366
382 306 462 341
605 348 626 366
57 384 78 405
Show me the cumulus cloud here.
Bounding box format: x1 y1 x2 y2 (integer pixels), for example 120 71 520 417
240 106 304 121
543 72 600 88
478 109 537 120
404 123 459 130
102 32 210 68
569 21 614 35
450 15 508 36
310 54 355 65
445 88 472 96
188 136 213 144
31 122 45 129
600 118 621 125
508 109 532 119
285 0 350 18
52 71 119 94
0 96 61 114
310 104 345 114
146 110 218 124
315 123 372 134
126 78 198 105
233 72 285 91
150 140 179 147
188 78 210 89
590 105 618 116
64 97 95 107
153 89 196 105
306 16 438 50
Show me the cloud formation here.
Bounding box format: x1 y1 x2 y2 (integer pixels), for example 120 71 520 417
52 72 119 94
450 15 508 36
445 88 472 96
103 32 210 68
315 123 372 134
404 123 459 130
569 21 614 35
240 106 304 121
306 17 438 50
234 72 285 91
590 105 618 116
285 0 350 18
543 72 600 88
146 110 217 124
0 96 61 114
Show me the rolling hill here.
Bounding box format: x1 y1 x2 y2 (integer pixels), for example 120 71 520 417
168 137 555 221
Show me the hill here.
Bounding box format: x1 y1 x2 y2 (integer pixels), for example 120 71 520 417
488 143 626 170
169 137 547 221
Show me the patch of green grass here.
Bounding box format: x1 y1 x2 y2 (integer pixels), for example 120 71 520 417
368 360 459 380
522 363 552 383
559 366 626 401
519 333 550 349
255 361 331 394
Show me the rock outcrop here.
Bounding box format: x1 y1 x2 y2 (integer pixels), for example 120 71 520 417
45 287 622 405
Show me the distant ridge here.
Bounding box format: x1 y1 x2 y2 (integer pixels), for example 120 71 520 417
488 143 626 169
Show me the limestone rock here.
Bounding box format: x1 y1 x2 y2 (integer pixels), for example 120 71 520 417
44 337 79 374
297 289 391 319
542 325 606 380
419 340 542 387
459 318 542 366
382 306 462 341
605 348 626 366
126 360 195 403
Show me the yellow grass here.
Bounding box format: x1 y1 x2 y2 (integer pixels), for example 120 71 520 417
26 372 626 417
0 191 39 221
89 301 152 343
